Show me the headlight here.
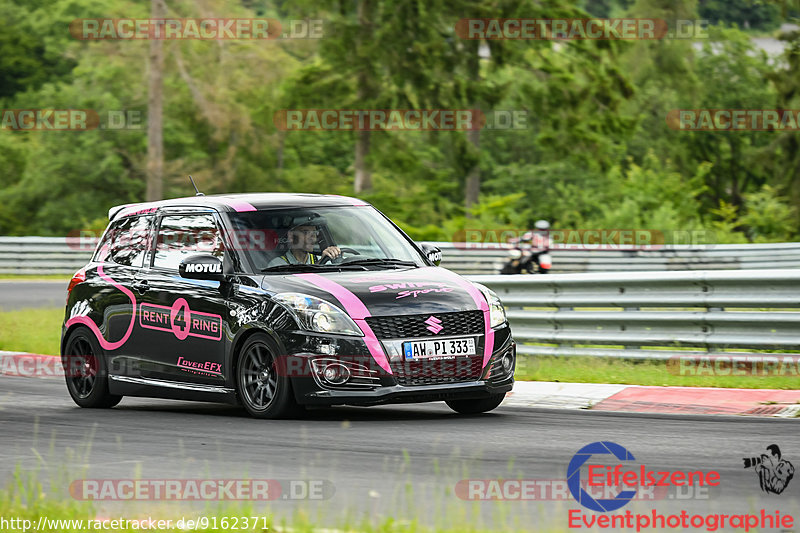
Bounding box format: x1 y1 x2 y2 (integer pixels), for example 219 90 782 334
273 293 363 336
473 283 507 328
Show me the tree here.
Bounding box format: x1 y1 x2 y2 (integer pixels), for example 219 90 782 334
146 0 166 201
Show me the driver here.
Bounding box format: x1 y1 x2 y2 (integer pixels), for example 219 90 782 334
267 221 341 267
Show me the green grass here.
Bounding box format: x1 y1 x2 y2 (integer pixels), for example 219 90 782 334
0 308 63 355
515 354 800 389
0 274 69 280
1 307 798 389
0 461 565 533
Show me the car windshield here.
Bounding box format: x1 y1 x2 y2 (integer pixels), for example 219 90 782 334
226 205 426 273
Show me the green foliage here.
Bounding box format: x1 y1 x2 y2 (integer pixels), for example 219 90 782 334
591 152 711 233
0 0 798 246
698 0 782 31
740 185 799 241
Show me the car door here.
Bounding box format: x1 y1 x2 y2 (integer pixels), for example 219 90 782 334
133 210 230 386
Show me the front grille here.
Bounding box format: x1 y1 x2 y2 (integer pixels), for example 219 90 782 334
366 310 484 339
391 355 484 386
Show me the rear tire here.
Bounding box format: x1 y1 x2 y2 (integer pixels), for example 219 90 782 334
62 328 122 408
236 333 303 419
446 393 506 415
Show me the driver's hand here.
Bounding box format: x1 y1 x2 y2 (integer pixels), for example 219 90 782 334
321 246 341 260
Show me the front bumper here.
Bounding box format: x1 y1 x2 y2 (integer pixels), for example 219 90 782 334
285 327 516 406
300 375 514 406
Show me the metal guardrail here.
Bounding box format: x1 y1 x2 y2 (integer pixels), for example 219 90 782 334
0 237 96 275
2 236 800 275
430 241 800 274
469 269 800 360
0 236 796 361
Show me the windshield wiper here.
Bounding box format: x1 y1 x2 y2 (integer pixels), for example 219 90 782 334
341 258 419 268
261 263 367 273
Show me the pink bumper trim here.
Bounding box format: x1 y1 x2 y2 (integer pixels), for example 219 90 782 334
435 270 495 369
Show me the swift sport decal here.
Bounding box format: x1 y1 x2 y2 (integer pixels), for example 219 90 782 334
369 282 455 299
65 265 136 351
139 298 223 341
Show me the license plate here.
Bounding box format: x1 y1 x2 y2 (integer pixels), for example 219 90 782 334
403 338 476 360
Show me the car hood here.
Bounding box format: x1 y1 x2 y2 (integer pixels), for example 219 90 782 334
260 266 487 317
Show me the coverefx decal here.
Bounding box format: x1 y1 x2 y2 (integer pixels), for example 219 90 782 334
139 298 223 341
177 356 222 376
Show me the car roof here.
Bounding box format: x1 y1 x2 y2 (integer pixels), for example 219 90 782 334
109 193 370 220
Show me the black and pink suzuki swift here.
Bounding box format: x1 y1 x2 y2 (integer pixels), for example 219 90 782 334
61 194 515 418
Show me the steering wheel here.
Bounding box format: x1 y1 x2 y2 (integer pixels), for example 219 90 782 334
317 247 360 265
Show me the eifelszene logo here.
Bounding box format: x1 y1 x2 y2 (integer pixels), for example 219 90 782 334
568 441 638 512
567 441 721 512
743 444 795 495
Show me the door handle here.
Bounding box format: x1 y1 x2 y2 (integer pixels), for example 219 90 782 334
132 280 150 294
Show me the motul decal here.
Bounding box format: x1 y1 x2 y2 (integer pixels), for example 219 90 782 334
184 262 222 273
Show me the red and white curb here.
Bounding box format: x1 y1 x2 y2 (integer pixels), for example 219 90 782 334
505 380 800 418
502 381 628 410
0 351 63 377
2 352 798 418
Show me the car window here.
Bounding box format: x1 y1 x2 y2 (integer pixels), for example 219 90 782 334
93 215 153 268
324 210 384 256
153 213 224 271
227 206 424 273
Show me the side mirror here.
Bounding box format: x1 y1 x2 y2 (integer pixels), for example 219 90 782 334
179 255 225 281
420 243 442 266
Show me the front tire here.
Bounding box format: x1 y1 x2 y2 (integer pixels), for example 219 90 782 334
446 393 506 415
236 333 302 419
62 328 122 408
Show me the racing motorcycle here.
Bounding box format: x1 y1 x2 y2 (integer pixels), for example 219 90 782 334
499 220 552 275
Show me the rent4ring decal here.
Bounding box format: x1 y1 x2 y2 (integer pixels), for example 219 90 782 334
139 298 222 341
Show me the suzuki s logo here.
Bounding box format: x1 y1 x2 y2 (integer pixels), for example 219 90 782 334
425 315 443 334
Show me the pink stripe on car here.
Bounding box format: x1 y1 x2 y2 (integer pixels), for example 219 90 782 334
434 269 495 369
293 273 392 374
219 197 257 212
65 265 136 351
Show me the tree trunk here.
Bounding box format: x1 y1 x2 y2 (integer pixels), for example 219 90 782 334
146 0 165 201
464 43 482 213
354 129 372 193
353 0 373 194
464 126 480 211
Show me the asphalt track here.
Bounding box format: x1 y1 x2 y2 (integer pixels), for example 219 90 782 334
0 280 66 310
1 377 798 530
